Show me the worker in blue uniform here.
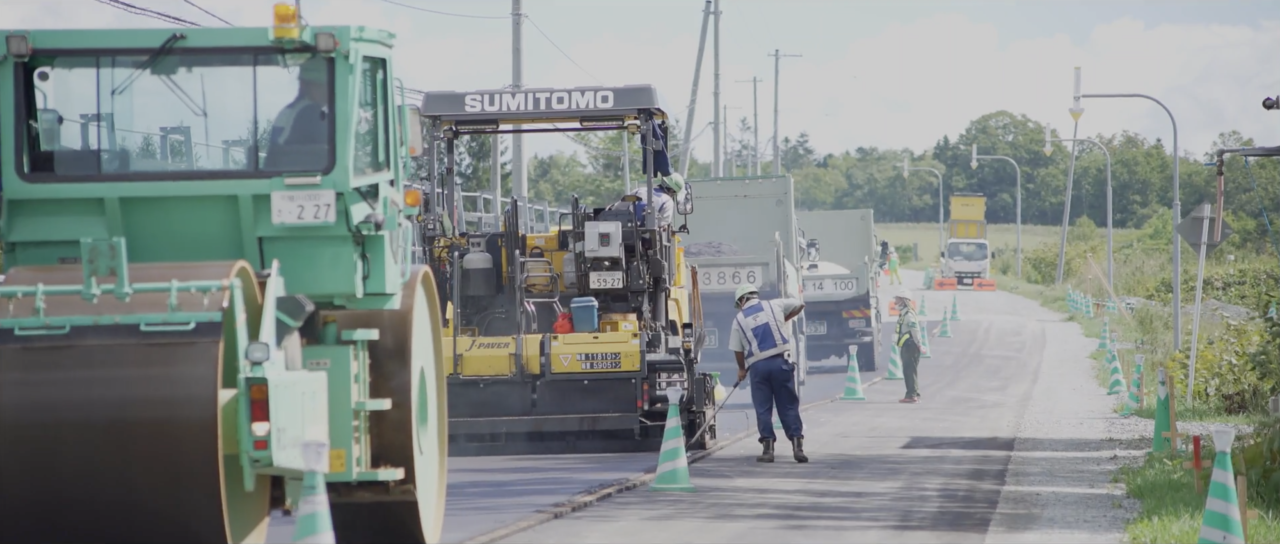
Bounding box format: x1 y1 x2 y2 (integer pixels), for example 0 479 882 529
729 284 807 463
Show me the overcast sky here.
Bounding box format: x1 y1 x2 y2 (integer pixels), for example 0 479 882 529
7 0 1279 162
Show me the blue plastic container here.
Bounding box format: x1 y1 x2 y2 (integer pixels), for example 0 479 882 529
570 297 600 333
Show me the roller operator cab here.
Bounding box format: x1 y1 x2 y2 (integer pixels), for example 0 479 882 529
416 84 717 457
0 10 450 544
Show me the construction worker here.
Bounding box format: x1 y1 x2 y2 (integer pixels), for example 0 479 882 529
894 289 927 403
264 56 331 172
729 284 808 463
888 248 902 285
878 239 890 272
609 173 684 229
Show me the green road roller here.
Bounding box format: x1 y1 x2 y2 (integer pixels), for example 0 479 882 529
0 6 448 544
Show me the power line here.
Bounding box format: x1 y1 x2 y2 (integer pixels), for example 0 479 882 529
522 15 602 85
96 0 202 27
380 0 509 20
183 0 233 26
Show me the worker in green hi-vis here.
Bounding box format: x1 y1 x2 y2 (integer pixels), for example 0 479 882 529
888 248 902 285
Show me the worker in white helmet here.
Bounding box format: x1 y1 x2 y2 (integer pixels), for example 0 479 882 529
893 288 927 403
609 172 685 229
729 283 808 463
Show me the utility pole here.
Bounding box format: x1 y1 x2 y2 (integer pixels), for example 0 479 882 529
679 1 713 177
737 76 762 174
712 0 721 177
768 49 801 175
511 0 526 202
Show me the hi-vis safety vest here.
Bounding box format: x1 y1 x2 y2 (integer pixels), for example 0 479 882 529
896 307 920 348
734 299 791 365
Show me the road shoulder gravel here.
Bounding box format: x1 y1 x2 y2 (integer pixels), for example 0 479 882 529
982 312 1143 544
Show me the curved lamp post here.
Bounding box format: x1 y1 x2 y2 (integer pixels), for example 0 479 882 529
903 157 945 259
970 145 1022 277
1071 66 1182 351
1044 126 1113 292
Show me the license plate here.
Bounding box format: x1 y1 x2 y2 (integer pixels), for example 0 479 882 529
705 328 718 348
271 190 337 226
582 361 622 370
588 271 625 289
847 319 866 328
805 320 827 335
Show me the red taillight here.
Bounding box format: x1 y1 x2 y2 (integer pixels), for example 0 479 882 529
642 381 650 409
248 382 271 440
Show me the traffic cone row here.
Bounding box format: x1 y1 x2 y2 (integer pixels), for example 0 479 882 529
292 441 336 544
1097 318 1110 352
650 387 695 492
1120 354 1145 416
839 347 866 401
1198 428 1247 543
1106 350 1126 396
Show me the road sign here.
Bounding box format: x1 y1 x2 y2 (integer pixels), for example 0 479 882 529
1176 203 1233 255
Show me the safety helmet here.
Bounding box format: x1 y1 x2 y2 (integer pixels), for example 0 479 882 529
734 284 759 308
893 288 913 301
658 172 685 194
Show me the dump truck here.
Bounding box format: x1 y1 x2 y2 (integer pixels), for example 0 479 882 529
797 209 881 371
0 10 450 544
681 175 809 384
416 85 717 456
936 193 997 290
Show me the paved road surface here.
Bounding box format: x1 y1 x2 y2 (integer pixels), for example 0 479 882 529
267 281 907 543
490 273 1092 544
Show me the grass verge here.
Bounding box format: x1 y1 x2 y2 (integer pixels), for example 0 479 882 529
1121 451 1280 544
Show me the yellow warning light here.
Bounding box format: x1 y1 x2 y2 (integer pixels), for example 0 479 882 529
272 2 301 40
404 189 423 208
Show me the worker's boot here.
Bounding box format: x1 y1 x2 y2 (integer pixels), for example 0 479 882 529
791 437 809 463
757 439 775 463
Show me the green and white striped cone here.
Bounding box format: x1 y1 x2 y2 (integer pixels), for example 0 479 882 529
1152 368 1172 453
937 311 953 338
292 441 336 544
1267 302 1277 322
1106 299 1118 314
1097 319 1110 351
839 347 867 401
1197 427 1246 544
1106 350 1126 396
918 297 928 317
650 387 695 492
950 294 961 321
1120 354 1145 416
886 344 905 380
922 267 934 290
920 325 932 359
1067 290 1076 313
1085 297 1095 318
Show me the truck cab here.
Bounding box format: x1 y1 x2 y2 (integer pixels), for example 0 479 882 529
937 192 997 291
942 238 993 286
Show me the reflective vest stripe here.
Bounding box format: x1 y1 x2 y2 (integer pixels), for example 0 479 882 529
896 308 919 347
735 299 790 365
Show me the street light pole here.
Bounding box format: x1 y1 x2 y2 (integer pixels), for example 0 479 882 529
970 145 1023 278
1073 67 1183 350
1045 129 1114 291
903 157 945 259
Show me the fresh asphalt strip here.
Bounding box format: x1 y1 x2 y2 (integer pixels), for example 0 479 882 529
460 375 887 544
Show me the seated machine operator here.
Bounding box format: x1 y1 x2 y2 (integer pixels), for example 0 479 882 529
608 172 685 230
263 57 330 172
